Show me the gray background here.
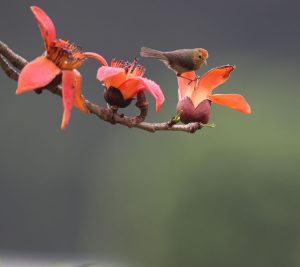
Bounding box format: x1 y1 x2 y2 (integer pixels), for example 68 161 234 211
0 0 300 266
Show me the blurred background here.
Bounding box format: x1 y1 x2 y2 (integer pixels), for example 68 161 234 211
0 0 300 266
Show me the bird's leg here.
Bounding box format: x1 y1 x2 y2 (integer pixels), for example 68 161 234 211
177 73 193 82
177 73 199 85
193 75 202 85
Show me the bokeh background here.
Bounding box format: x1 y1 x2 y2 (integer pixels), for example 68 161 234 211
0 0 300 266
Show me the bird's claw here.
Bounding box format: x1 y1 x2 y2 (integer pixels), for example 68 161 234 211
177 74 200 85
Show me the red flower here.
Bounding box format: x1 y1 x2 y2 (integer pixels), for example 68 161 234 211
177 65 251 124
97 59 165 112
16 6 108 129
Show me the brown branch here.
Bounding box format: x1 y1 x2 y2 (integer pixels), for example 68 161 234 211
0 41 28 69
0 40 206 133
0 55 19 80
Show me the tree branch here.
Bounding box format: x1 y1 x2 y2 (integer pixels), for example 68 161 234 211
0 40 206 133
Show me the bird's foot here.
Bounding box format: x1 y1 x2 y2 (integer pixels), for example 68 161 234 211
177 74 200 85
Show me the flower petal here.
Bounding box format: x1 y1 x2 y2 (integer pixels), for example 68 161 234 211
177 71 197 101
197 65 235 93
31 6 56 52
72 70 89 113
209 94 251 114
83 52 108 66
97 66 126 89
61 70 76 129
119 77 165 112
16 56 61 94
191 65 235 107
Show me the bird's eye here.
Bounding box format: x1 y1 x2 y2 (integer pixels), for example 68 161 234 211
198 55 202 59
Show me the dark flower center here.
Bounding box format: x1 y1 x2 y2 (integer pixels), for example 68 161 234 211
104 87 133 108
47 39 86 70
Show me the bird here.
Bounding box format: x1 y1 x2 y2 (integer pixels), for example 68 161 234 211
140 47 209 78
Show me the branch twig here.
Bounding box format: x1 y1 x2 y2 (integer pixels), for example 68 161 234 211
0 40 204 133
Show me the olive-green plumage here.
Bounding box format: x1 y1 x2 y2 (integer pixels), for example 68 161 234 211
140 47 209 75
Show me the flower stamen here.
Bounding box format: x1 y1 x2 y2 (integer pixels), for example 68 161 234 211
47 39 86 70
111 58 146 78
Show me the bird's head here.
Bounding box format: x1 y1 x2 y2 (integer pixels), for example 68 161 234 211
193 48 209 68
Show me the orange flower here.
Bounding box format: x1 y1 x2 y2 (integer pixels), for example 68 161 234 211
97 59 165 112
16 6 108 129
176 65 251 124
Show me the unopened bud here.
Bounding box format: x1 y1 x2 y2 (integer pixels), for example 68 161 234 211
176 98 211 124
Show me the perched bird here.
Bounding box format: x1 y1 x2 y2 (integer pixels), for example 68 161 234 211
140 47 209 77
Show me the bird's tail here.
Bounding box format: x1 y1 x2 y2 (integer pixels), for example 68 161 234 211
140 47 167 61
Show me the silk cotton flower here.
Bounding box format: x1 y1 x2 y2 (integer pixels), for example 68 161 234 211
16 6 108 129
97 59 165 112
176 65 251 124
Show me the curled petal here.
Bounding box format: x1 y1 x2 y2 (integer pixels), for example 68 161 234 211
83 52 108 66
191 65 235 107
196 65 235 93
72 70 89 113
177 71 197 101
16 56 61 94
119 77 165 112
97 66 126 88
61 70 76 129
209 94 251 114
31 6 56 52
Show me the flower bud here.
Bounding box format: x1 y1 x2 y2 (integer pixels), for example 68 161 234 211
176 98 211 124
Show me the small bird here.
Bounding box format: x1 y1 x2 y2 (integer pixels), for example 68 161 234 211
140 47 209 77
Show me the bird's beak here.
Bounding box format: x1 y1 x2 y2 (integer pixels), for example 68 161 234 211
204 59 207 65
